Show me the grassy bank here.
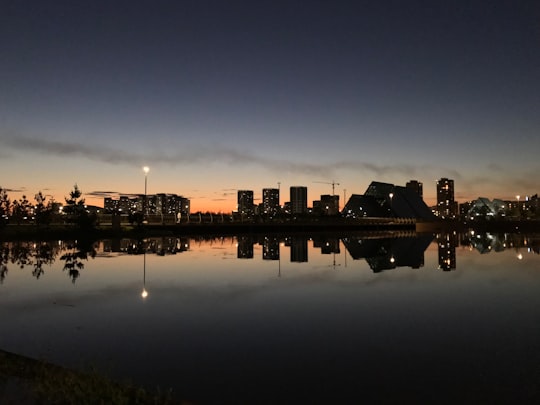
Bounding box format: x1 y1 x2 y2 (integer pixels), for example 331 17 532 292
0 350 184 404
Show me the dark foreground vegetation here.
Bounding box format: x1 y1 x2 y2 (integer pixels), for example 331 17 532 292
0 350 183 405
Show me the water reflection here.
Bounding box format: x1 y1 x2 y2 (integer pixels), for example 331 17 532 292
343 234 433 272
59 239 97 283
437 232 458 271
1 232 540 403
0 233 539 283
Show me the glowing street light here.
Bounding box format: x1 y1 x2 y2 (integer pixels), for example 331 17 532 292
143 166 149 217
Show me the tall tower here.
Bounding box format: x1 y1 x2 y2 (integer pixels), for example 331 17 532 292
262 188 280 216
237 190 254 216
406 180 423 198
290 186 308 214
436 178 456 218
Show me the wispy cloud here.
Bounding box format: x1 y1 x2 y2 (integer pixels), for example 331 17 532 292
1 134 436 178
0 187 26 193
3 134 538 198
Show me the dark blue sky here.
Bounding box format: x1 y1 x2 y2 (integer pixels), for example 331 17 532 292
1 0 539 209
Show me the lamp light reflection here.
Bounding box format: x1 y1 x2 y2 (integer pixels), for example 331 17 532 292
141 247 148 299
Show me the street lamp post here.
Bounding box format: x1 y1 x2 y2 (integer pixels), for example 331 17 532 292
389 192 394 216
143 166 149 218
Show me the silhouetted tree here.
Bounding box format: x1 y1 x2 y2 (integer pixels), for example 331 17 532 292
0 187 10 226
34 191 53 226
11 195 31 225
64 184 96 229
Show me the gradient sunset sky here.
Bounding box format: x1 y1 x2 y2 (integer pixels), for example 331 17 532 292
1 0 539 212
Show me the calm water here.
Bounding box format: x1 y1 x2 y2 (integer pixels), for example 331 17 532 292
1 232 539 403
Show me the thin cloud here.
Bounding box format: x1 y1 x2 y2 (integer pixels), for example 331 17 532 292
3 135 538 199
86 191 121 198
0 187 25 193
1 134 442 179
88 191 145 198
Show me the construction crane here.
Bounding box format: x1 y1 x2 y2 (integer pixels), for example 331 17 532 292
314 180 340 196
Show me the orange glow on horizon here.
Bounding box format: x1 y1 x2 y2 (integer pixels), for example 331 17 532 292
4 188 526 214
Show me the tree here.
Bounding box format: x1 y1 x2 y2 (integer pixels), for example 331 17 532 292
0 187 10 226
34 191 53 226
64 184 96 229
11 195 31 225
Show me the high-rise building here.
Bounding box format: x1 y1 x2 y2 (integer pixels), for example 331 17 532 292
406 180 423 198
436 178 457 218
320 194 339 215
104 194 189 217
262 188 280 216
290 186 307 214
237 190 254 216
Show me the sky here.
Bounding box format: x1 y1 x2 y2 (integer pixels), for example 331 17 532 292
1 0 539 212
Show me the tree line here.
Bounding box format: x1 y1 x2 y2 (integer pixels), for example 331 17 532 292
0 184 95 229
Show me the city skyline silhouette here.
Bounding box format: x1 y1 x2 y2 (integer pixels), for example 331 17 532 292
1 1 539 212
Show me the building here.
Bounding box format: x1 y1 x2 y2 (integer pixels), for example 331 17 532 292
436 178 457 218
466 198 506 220
290 186 308 215
237 190 254 216
320 194 340 215
342 181 434 219
262 188 280 216
155 194 190 217
104 194 190 218
406 180 423 198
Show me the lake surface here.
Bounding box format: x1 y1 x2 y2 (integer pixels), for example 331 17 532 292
1 232 539 403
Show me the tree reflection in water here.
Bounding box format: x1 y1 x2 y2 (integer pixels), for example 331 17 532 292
0 239 95 283
32 242 55 279
0 241 59 282
0 233 537 284
59 239 97 283
0 244 8 283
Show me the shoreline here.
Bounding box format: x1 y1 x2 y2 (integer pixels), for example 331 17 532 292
0 219 539 240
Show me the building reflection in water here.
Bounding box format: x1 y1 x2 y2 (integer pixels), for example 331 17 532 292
288 236 308 263
237 236 254 259
2 233 539 287
262 236 280 261
437 232 457 271
342 235 433 272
